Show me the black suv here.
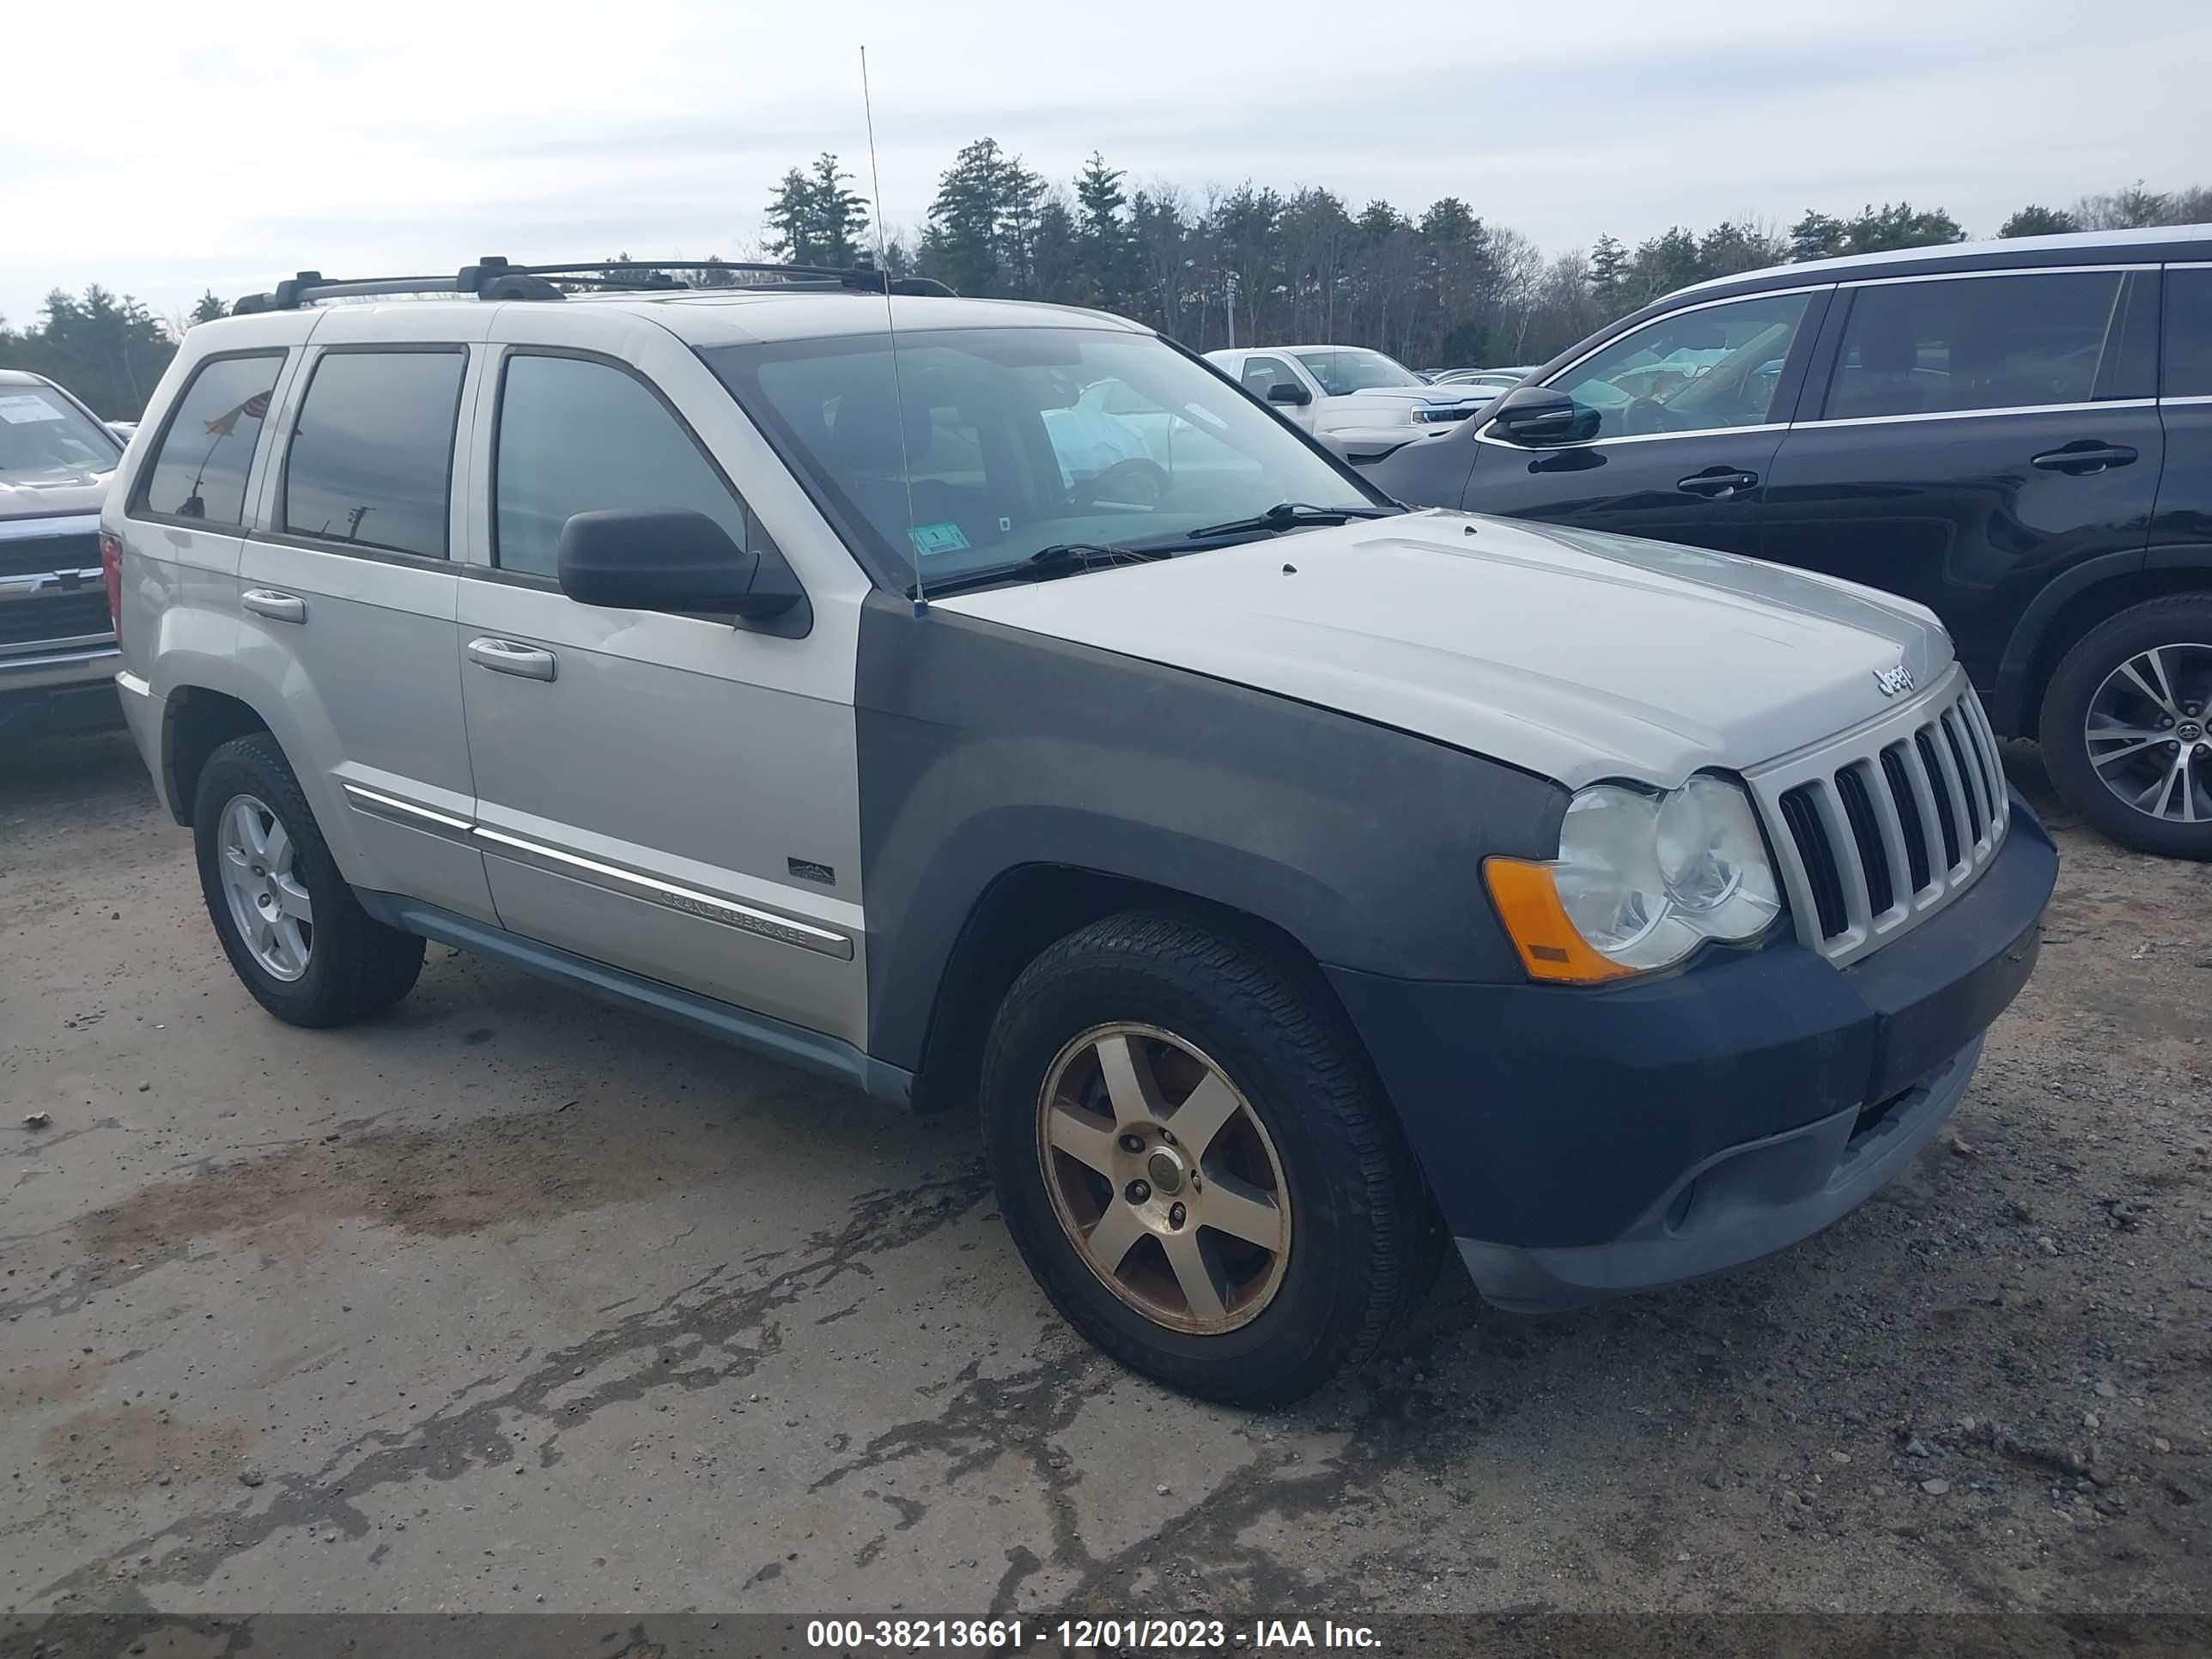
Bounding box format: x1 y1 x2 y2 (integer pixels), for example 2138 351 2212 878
1367 227 2212 857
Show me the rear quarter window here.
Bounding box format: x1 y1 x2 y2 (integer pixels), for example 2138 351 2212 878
132 354 285 525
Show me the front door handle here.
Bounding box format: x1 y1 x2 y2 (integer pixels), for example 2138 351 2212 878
466 636 558 682
1676 467 1759 500
2031 442 2138 475
240 588 307 624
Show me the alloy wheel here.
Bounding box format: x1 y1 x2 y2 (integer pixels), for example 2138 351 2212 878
216 793 314 981
1036 1023 1291 1334
2082 642 2212 824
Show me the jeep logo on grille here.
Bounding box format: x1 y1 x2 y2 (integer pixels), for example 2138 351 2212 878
1873 663 1916 698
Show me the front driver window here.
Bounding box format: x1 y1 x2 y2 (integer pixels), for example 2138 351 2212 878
495 353 775 580
1551 292 1813 440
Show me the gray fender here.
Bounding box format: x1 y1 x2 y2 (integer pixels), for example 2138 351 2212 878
854 593 1565 1075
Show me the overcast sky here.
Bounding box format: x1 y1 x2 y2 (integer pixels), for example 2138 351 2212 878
8 0 2209 329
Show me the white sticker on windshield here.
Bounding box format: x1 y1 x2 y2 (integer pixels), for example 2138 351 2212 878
0 394 67 424
908 521 970 556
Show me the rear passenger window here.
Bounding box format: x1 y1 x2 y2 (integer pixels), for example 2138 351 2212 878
1824 272 2124 420
2166 268 2212 397
282 349 465 558
135 354 283 525
493 353 775 580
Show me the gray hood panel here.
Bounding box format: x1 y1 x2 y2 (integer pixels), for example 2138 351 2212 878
935 510 1952 790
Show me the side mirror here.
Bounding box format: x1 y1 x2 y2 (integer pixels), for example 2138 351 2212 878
556 507 804 628
1487 383 1599 447
1266 381 1312 407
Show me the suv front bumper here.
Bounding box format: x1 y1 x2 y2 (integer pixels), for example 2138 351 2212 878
1325 793 2057 1311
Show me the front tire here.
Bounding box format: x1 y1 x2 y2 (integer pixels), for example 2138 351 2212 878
2039 595 2212 859
981 911 1432 1406
192 732 425 1026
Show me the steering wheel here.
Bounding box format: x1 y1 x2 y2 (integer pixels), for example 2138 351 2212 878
1069 459 1170 511
1623 396 1674 437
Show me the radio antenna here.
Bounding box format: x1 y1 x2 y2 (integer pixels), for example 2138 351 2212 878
860 45 926 617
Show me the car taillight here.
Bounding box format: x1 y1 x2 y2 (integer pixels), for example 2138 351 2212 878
99 529 123 631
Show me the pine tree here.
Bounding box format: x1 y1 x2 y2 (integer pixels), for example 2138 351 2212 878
1588 234 1628 301
764 154 871 266
1073 152 1134 310
926 137 1017 295
190 291 228 325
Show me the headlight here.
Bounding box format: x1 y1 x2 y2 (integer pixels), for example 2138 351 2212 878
1486 776 1782 981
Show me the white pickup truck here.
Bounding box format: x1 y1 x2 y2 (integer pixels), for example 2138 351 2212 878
1206 344 1493 462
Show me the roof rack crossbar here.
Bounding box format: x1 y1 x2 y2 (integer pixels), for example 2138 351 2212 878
232 257 954 313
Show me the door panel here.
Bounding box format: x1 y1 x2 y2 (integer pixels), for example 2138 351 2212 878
1465 427 1786 555
457 313 871 1049
234 543 493 917
238 309 495 920
459 579 865 1040
1762 270 2163 690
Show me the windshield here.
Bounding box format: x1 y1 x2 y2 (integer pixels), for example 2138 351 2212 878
1291 348 1423 395
0 383 122 483
706 328 1382 590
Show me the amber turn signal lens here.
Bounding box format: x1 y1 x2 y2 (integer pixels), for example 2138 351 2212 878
1481 857 1638 985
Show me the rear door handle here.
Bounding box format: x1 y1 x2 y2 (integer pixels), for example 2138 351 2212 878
240 588 307 623
1676 468 1759 500
2031 443 2137 475
466 636 558 682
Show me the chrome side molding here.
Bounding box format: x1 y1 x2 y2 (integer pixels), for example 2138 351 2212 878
340 781 854 960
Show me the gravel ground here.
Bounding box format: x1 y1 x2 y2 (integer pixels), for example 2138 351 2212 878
2 730 2206 1620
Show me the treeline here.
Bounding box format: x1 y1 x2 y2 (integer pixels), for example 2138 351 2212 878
6 171 2207 420
0 289 222 419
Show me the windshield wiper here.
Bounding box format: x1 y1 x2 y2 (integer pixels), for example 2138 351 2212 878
1182 501 1401 541
905 542 1170 601
1026 541 1165 569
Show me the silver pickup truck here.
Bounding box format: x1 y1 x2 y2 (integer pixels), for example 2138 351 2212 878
0 368 126 741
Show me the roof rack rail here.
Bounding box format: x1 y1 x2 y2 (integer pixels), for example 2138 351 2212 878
232 256 954 313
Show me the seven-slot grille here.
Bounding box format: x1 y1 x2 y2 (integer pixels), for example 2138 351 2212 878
1752 677 2008 966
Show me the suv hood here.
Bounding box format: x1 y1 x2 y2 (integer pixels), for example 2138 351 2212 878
935 509 1952 789
0 472 112 520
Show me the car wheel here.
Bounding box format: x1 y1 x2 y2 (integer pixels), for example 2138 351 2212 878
192 732 426 1025
2039 595 2212 859
981 910 1434 1405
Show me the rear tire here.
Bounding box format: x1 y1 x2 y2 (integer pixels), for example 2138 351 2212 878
2039 594 2212 860
192 732 425 1026
981 910 1431 1406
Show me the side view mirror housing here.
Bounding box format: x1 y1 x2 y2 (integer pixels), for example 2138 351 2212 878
556 508 809 635
1487 383 1600 447
1266 381 1313 407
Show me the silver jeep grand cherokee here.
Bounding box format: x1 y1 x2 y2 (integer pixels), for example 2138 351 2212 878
106 258 2057 1405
